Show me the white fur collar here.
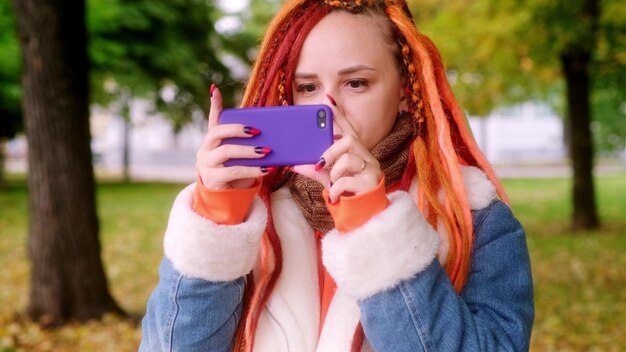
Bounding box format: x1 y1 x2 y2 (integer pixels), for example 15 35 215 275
460 165 497 210
163 183 267 281
161 166 496 283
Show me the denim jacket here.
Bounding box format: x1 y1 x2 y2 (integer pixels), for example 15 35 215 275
140 167 534 351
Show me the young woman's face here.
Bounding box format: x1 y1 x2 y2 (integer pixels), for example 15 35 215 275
293 11 406 150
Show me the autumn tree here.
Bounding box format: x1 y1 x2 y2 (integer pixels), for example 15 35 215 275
412 0 625 230
12 0 124 324
2 0 242 184
89 0 236 181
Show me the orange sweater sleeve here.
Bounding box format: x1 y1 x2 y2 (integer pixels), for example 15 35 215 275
322 177 389 234
192 177 262 225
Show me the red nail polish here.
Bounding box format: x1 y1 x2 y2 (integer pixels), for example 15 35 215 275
210 83 216 97
261 166 277 174
254 147 272 155
326 94 337 106
315 157 326 171
244 126 261 136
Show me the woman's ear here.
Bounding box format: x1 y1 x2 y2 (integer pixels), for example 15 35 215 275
398 78 409 112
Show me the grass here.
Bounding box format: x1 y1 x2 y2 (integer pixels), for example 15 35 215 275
0 174 624 351
0 180 181 351
504 175 626 351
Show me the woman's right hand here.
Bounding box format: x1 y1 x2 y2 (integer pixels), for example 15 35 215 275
196 85 271 190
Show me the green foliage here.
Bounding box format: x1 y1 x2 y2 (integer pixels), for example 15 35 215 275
0 173 624 350
88 0 238 130
0 0 21 138
411 0 626 152
592 0 626 153
411 0 551 116
1 0 250 137
219 0 283 60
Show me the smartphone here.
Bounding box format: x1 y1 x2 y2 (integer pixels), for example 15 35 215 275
220 104 333 167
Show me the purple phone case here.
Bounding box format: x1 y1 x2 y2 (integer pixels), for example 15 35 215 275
220 105 334 166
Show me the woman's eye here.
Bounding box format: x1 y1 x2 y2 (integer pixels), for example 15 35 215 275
296 84 317 93
346 80 368 89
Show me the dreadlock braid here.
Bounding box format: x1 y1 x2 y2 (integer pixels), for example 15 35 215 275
385 2 474 291
325 0 410 13
386 2 508 291
243 0 309 107
258 5 312 106
249 2 330 108
278 70 288 106
252 35 280 106
324 0 364 13
400 41 425 123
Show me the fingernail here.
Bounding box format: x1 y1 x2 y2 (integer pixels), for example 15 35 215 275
315 157 326 171
210 83 217 97
244 126 261 136
254 147 272 155
329 192 337 204
326 94 337 106
261 166 276 174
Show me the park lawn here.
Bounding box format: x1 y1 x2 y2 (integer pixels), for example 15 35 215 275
505 175 625 351
0 174 624 351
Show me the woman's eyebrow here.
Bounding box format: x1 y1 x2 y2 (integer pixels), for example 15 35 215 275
294 72 318 79
294 65 376 79
337 65 376 75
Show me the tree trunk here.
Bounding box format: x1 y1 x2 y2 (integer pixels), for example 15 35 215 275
560 0 600 231
13 0 124 325
561 50 600 230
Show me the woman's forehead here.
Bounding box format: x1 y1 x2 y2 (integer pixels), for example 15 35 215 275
296 11 396 72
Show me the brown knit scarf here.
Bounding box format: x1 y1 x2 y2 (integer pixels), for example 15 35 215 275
288 112 416 233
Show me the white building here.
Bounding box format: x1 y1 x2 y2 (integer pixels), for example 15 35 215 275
468 102 566 165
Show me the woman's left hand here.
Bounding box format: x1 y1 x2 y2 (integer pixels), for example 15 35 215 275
292 100 381 203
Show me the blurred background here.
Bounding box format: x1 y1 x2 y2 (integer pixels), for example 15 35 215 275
0 0 624 351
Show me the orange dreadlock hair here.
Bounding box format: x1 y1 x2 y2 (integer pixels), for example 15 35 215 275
233 1 508 350
382 3 509 291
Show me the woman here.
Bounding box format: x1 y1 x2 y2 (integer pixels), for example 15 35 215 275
140 1 534 351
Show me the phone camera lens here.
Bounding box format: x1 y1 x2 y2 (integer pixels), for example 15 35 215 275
317 109 327 128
